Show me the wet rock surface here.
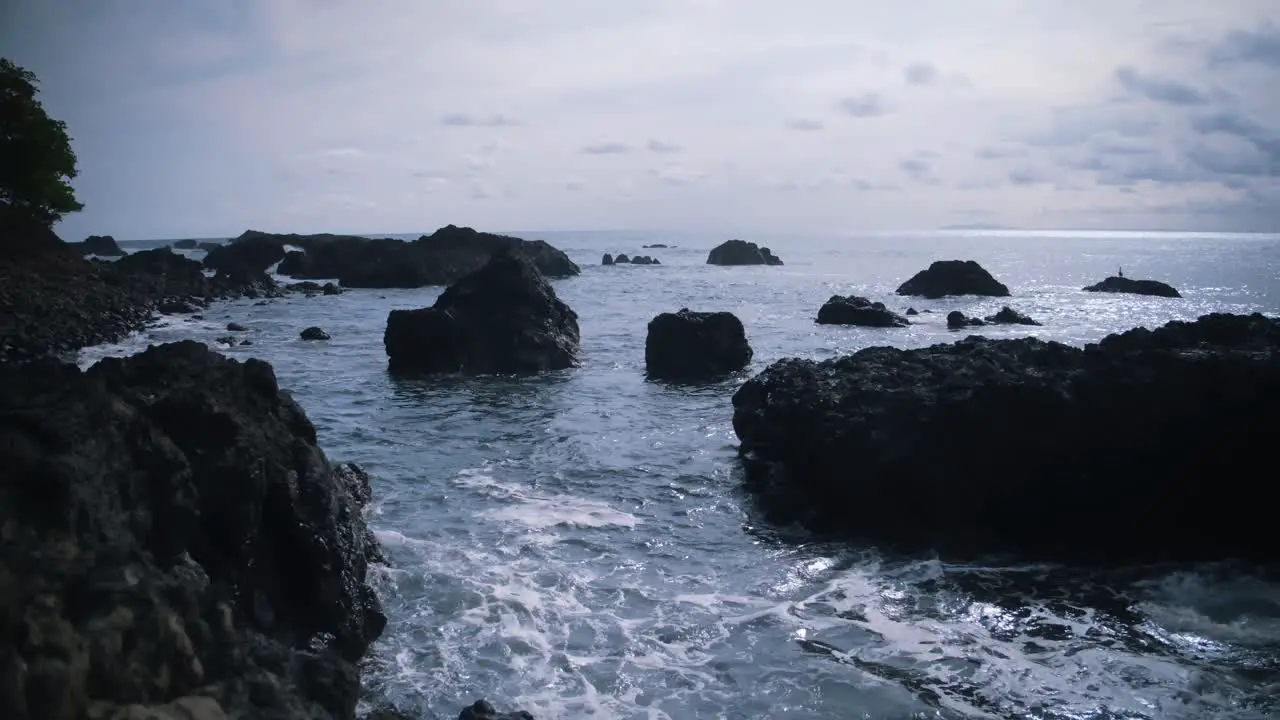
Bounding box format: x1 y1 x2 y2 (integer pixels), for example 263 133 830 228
706 239 784 266
384 252 580 375
731 312 1280 563
946 310 985 329
0 340 386 719
984 306 1041 326
1084 275 1181 298
896 260 1010 298
815 296 910 327
645 308 753 380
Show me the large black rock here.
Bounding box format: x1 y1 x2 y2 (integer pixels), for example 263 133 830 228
384 252 580 374
1084 275 1181 298
0 341 386 719
731 313 1280 563
815 296 909 327
73 234 124 256
896 260 1010 298
645 309 753 380
706 239 784 266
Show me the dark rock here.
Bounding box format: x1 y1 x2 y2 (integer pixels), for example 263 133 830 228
458 699 535 720
278 250 311 276
239 340 252 346
645 308 753 380
615 253 631 264
905 308 918 316
815 296 910 328
602 253 614 266
204 234 288 277
985 306 1041 326
384 252 580 375
74 234 125 256
946 310 985 329
227 322 248 332
706 239 784 266
171 239 199 249
731 312 1280 563
0 341 385 719
1083 275 1181 298
896 260 1010 298
197 241 223 252
643 243 669 248
301 326 331 341
216 334 238 345
158 299 201 315
323 283 342 296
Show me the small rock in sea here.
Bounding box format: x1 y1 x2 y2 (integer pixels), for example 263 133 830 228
192 314 205 320
1083 275 1181 298
815 296 910 328
322 282 342 295
602 253 615 266
946 310 985 329
301 326 331 341
645 308 753 380
239 340 253 346
227 322 248 331
905 307 918 316
458 699 536 720
254 300 270 306
706 239 784 266
216 335 238 345
984 306 1041 326
896 260 1010 298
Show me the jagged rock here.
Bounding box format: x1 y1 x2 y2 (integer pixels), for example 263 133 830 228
602 253 614 266
158 300 200 315
645 308 753 380
896 260 1010 298
1083 275 1181 298
383 252 580 374
731 313 1280 563
301 326 331 341
0 341 385 719
615 253 631 264
984 306 1041 326
815 296 910 327
458 699 535 720
946 310 985 329
905 308 918 316
74 234 125 256
706 239 784 266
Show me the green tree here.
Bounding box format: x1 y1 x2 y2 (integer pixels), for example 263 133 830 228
1 58 83 227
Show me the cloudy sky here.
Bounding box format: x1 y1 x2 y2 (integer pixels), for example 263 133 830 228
3 1 1278 239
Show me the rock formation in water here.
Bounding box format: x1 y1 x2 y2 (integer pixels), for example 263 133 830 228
895 260 1010 299
383 251 580 375
706 239 784 266
1083 275 1181 298
604 253 660 266
946 310 984 329
731 312 1280 563
983 306 1041 326
73 234 124 256
645 308 753 380
211 226 580 289
301 326 331 341
815 296 910 327
602 253 614 266
0 340 387 719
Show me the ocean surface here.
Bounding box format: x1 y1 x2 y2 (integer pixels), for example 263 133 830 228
82 230 1280 719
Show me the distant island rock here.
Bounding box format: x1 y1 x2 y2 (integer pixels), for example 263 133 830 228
1083 275 1181 298
603 253 660 265
643 243 670 248
645 309 753 380
815 296 910 328
72 234 124 256
384 252 580 375
732 312 1280 562
896 260 1010 298
706 239 784 266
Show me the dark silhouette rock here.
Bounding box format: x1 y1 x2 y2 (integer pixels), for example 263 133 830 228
1083 275 1181 298
602 253 614 265
323 282 342 295
227 322 248 331
384 252 580 375
946 310 985 329
458 700 535 720
0 341 386 719
731 312 1280 563
816 296 910 327
301 326 331 341
74 234 124 256
158 299 200 315
643 243 669 248
905 307 918 316
171 238 199 249
616 253 631 264
985 306 1041 326
896 260 1010 298
645 308 753 380
204 233 288 277
707 239 784 266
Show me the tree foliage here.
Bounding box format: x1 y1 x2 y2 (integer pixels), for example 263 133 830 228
1 57 83 227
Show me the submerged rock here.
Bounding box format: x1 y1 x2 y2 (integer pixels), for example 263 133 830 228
984 306 1041 326
384 252 580 374
645 308 753 380
458 699 536 720
1084 275 1181 298
731 313 1280 563
0 341 386 719
896 260 1010 298
706 239 784 266
815 296 910 327
946 310 985 329
301 326 331 341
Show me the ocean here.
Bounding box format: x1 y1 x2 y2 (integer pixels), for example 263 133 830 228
82 230 1280 719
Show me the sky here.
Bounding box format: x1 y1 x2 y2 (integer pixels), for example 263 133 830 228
2 1 1278 240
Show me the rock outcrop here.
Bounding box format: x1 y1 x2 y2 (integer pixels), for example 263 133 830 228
384 252 580 374
706 239 784 266
815 296 910 327
946 310 984 329
896 260 1010 298
602 253 614 266
301 326 331 341
0 341 386 719
984 306 1041 326
73 234 124 256
457 700 536 720
604 254 660 266
731 313 1280 563
1083 275 1181 298
645 309 753 380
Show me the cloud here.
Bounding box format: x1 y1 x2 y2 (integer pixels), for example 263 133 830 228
581 141 630 155
975 146 1028 160
787 118 825 131
837 93 890 117
441 113 520 127
904 62 938 85
646 139 683 153
1208 23 1280 67
1113 66 1209 105
899 154 940 184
